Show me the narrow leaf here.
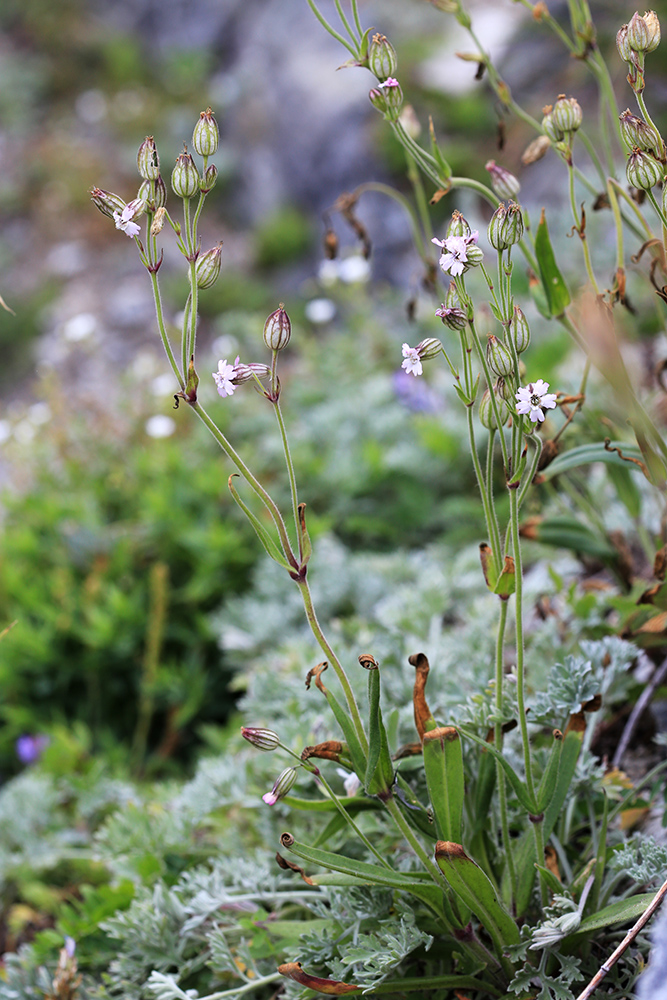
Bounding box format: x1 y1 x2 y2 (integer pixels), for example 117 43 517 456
227 475 291 569
536 729 564 812
422 727 464 843
459 727 538 813
539 441 644 481
535 208 571 316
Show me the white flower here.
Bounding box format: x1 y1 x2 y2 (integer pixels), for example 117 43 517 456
213 357 239 397
515 379 557 422
401 343 423 376
432 231 479 277
113 202 142 238
336 767 361 796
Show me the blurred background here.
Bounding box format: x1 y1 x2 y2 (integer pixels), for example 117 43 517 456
1 0 665 777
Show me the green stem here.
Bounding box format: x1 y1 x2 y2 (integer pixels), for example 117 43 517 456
332 0 359 46
305 0 358 57
467 316 510 473
273 396 300 549
147 270 184 389
315 772 392 868
567 162 600 294
493 598 516 906
353 180 430 260
296 577 368 753
508 482 547 908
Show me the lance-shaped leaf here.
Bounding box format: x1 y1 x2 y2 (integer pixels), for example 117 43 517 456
360 655 394 798
435 841 519 972
228 475 293 571
573 891 659 936
279 832 445 915
538 440 644 480
428 116 452 180
305 662 368 779
535 729 564 813
458 726 538 814
471 736 496 834
409 651 437 739
394 773 439 840
535 208 570 316
279 962 357 995
479 543 499 591
422 727 464 843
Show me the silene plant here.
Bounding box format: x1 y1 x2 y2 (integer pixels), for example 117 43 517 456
92 3 667 999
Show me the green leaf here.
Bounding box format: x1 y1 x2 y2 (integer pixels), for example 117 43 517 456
525 516 617 560
539 441 644 481
435 842 519 975
536 729 564 813
227 475 292 570
364 662 395 797
574 891 658 935
534 208 570 316
422 727 464 843
280 835 445 915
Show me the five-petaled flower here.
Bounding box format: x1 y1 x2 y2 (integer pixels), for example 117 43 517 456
432 231 479 277
213 357 239 397
401 343 423 376
113 202 142 238
515 380 557 423
378 77 399 89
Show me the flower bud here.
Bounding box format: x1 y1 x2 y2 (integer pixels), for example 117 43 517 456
90 187 126 220
368 33 398 80
464 243 484 267
376 77 403 119
262 766 298 805
616 23 633 62
486 334 514 377
627 11 651 51
541 108 562 144
241 726 280 751
626 146 663 190
369 87 388 114
435 301 467 331
485 160 520 201
201 164 218 193
151 207 166 236
551 95 582 134
192 108 219 156
231 363 272 384
510 305 530 353
137 136 160 181
643 10 661 51
521 135 551 165
488 202 524 251
124 197 146 222
171 149 200 199
415 337 443 360
138 174 168 211
619 108 664 158
447 210 472 239
195 243 223 289
479 387 508 430
263 303 291 351
495 376 515 403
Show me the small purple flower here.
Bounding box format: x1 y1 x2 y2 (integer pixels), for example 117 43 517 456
16 734 49 765
212 357 239 398
401 343 423 376
377 77 399 89
515 380 558 423
432 231 479 277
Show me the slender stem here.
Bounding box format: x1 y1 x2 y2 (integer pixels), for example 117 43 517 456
332 0 359 46
296 577 367 752
486 430 502 560
199 972 283 1000
353 181 430 260
646 189 667 233
404 152 434 253
467 405 501 561
508 482 547 908
567 162 600 295
493 598 516 906
305 0 357 57
467 316 510 472
608 177 654 240
516 434 543 510
576 128 608 191
147 270 184 389
273 398 300 548
312 769 392 868
349 0 363 38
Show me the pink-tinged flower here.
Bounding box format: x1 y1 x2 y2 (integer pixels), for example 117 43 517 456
241 726 280 751
213 357 239 397
432 231 479 277
113 201 143 238
378 77 399 89
515 380 557 423
262 766 298 805
401 343 423 376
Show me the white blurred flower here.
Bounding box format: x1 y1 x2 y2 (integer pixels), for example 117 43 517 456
145 415 176 438
305 298 336 324
339 255 370 284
